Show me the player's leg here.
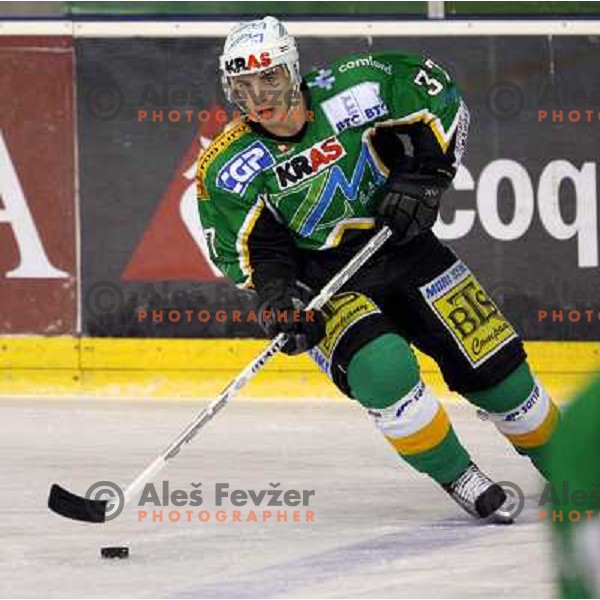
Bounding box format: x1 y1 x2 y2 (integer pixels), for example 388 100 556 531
464 362 559 479
308 290 510 520
388 232 560 479
348 332 472 486
308 291 471 486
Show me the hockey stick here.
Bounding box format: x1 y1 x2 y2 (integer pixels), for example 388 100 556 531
48 226 392 523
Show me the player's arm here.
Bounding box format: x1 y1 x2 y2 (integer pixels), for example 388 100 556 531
375 53 469 242
197 167 296 287
197 171 324 355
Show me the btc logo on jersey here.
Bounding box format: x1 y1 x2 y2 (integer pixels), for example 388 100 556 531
321 81 389 134
216 141 275 195
224 52 272 74
275 136 346 189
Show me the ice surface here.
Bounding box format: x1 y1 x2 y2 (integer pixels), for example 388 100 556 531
0 398 553 598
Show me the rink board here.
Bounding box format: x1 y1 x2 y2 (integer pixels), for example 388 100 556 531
1 23 600 404
2 25 600 343
0 338 598 401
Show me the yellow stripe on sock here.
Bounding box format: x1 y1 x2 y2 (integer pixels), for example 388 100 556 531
386 406 451 456
505 402 560 448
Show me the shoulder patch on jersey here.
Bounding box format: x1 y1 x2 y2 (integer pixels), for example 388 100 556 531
196 120 252 199
306 68 336 90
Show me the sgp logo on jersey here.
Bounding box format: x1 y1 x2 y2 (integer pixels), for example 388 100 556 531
217 141 275 194
275 136 346 189
419 261 518 367
322 81 389 134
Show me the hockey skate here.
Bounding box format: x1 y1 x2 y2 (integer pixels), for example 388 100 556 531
443 462 514 524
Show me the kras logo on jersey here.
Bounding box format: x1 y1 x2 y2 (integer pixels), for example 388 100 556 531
217 141 275 195
322 81 388 134
275 136 345 190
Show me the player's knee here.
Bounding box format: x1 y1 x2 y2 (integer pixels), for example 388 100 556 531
347 333 420 409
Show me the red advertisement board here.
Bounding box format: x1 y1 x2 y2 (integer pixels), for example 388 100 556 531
0 37 76 334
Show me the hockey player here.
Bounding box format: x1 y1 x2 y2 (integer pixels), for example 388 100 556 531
196 16 561 521
548 375 600 597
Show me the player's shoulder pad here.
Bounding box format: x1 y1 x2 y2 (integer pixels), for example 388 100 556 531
197 118 264 199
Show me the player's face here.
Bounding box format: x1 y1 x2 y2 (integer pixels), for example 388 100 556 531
229 65 301 127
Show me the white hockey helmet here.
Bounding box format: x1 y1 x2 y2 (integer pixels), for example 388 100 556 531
219 16 301 105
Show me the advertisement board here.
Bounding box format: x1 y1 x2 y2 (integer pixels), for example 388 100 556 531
76 35 600 339
0 36 77 334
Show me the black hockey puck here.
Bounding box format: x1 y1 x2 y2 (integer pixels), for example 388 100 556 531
101 546 129 559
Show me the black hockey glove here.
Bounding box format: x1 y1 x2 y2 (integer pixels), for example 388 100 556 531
257 279 326 356
376 170 449 244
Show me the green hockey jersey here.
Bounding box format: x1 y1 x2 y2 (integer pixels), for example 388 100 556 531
197 51 469 289
548 374 600 598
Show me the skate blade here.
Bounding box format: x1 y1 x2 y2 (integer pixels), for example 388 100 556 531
483 506 515 525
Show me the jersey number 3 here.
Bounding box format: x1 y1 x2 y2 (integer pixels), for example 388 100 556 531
413 58 449 96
